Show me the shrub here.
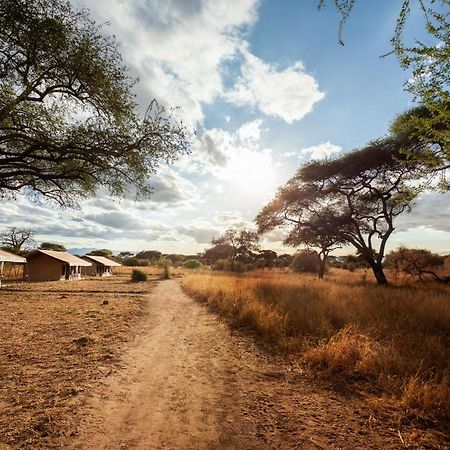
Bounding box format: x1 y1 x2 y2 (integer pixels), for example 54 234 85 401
131 269 147 282
213 259 231 271
183 259 202 269
385 246 446 282
291 250 320 274
123 257 139 266
233 261 245 273
157 257 171 279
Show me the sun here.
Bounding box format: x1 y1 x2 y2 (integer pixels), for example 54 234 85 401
233 150 277 197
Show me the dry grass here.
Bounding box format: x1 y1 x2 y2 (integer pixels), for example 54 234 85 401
0 278 154 449
182 269 450 423
114 265 187 279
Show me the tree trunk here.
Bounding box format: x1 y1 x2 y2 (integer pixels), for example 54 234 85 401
371 263 388 285
318 255 326 279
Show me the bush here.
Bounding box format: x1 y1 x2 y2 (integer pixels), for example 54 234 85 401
183 259 202 269
131 269 147 282
157 257 171 279
385 246 445 281
213 259 231 271
123 257 139 266
291 251 320 274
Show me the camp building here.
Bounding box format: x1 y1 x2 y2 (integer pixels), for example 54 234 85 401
26 249 91 281
81 255 121 276
0 249 27 287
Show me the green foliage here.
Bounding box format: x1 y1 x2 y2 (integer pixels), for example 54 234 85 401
0 0 189 206
385 246 448 282
291 251 321 274
89 249 112 256
212 228 260 262
320 1 450 180
39 242 66 252
212 259 232 271
165 254 186 266
157 257 171 279
123 257 139 266
202 244 235 265
131 269 147 282
183 259 202 269
136 250 162 262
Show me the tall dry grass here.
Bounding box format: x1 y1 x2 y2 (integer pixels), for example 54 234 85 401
182 270 450 419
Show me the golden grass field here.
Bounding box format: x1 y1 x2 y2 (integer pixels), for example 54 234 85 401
0 276 155 449
182 268 450 425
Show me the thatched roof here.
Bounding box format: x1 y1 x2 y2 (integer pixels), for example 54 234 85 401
0 249 27 264
26 250 91 266
82 255 121 267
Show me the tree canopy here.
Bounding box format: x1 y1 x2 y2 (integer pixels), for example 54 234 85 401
256 183 344 279
0 0 189 206
258 134 428 284
211 229 260 267
0 227 34 253
39 242 66 252
88 249 112 256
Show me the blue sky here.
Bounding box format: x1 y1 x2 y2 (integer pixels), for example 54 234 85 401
2 0 449 255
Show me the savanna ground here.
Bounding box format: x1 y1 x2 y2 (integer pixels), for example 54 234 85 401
0 266 448 449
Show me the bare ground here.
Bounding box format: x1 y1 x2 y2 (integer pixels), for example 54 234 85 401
0 282 152 449
70 279 429 450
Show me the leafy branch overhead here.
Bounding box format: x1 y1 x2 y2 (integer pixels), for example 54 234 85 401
0 0 190 207
320 0 450 165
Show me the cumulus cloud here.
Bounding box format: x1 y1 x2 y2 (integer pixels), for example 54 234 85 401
299 142 342 160
224 50 325 123
74 0 259 127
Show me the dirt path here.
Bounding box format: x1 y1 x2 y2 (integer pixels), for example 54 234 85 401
72 280 406 449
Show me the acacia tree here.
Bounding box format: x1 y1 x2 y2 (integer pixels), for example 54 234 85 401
39 242 66 251
211 228 260 269
297 138 425 285
0 0 189 206
256 184 344 279
0 227 35 253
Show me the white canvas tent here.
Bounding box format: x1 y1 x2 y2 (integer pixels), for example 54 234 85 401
0 249 27 287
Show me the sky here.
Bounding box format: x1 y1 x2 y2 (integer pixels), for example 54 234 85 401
2 0 450 255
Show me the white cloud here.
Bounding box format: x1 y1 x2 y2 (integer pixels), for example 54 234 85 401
300 142 342 160
74 0 260 127
224 50 325 123
177 120 276 192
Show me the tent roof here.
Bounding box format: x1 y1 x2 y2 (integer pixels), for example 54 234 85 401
26 250 92 266
0 249 27 263
82 255 122 267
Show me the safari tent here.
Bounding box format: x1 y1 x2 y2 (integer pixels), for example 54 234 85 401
81 255 121 276
26 249 91 281
0 249 27 287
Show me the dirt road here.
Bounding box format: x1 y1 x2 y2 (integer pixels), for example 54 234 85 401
72 280 407 449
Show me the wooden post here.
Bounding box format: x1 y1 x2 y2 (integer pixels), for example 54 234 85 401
0 261 4 288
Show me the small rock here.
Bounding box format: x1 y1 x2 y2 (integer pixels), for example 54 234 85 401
102 299 109 305
73 336 91 346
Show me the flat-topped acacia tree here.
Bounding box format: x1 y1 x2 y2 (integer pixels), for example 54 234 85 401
258 137 428 285
256 184 344 279
0 0 189 207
